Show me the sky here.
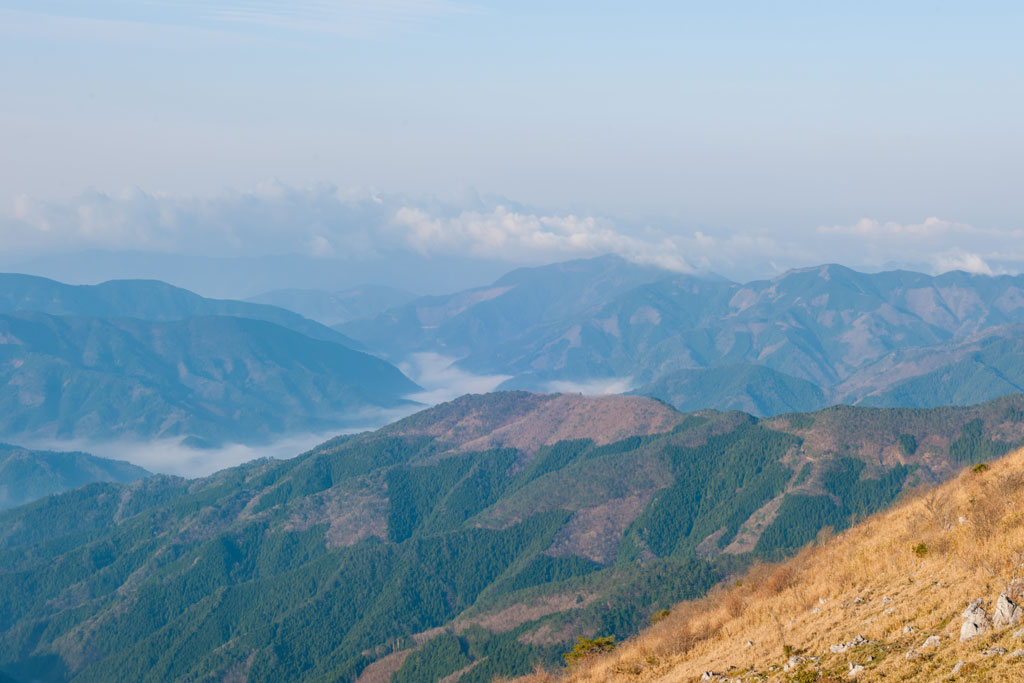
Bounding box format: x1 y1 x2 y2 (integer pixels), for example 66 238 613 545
1 1 1023 292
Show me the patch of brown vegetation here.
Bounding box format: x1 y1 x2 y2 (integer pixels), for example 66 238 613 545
284 482 388 548
721 495 784 555
354 648 414 683
388 392 684 456
463 592 599 634
546 494 653 564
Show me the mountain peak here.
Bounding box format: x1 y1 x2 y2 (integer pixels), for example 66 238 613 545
382 390 685 454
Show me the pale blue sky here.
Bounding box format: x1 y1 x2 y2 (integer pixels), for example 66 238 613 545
0 1 1022 282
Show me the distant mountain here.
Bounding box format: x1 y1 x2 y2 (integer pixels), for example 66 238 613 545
343 259 1024 412
247 285 415 326
860 333 1024 408
632 363 828 416
3 391 1022 682
340 255 677 361
0 444 149 510
0 273 360 347
0 311 419 444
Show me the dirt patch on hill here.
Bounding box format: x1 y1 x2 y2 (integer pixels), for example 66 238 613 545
387 392 683 456
546 494 654 564
284 483 388 548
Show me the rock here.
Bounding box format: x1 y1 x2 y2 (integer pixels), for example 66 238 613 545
904 649 919 661
830 635 867 654
993 593 1023 628
783 655 802 672
853 597 866 605
811 606 820 614
952 660 965 675
922 635 941 648
882 595 893 604
981 646 1007 657
1010 649 1024 659
700 672 715 681
960 599 992 641
848 662 865 678
745 640 755 647
902 625 915 634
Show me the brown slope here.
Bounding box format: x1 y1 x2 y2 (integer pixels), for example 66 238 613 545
519 447 1024 682
381 391 685 455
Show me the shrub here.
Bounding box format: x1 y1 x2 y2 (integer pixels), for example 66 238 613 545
913 542 928 558
563 636 616 666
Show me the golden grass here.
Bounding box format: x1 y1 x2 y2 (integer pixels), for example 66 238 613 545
514 448 1024 682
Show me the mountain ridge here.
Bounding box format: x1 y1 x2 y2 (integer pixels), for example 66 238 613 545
3 391 1024 682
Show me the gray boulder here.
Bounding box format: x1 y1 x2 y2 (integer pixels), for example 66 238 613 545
993 593 1022 628
960 599 992 641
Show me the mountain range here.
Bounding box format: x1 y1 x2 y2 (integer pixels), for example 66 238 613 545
339 257 1024 415
0 274 420 445
2 391 1022 682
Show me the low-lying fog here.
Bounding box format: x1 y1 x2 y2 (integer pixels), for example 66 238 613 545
23 355 632 479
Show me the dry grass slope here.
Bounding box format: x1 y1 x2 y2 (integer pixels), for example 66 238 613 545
514 448 1024 682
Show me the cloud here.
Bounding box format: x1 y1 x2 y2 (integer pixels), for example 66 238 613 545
812 217 1023 276
392 206 692 272
1 184 697 273
399 352 512 404
930 250 994 276
817 217 974 237
3 185 1023 283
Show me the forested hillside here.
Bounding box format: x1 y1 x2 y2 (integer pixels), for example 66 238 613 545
0 312 418 444
2 392 1023 682
0 444 149 510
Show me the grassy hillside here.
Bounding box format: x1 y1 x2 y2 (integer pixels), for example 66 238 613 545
519 451 1024 682
2 392 1024 682
0 444 149 510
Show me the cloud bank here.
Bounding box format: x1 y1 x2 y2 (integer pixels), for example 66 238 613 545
3 183 1022 282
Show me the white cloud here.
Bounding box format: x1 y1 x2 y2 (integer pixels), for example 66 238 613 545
3 185 1023 282
817 216 973 237
930 250 994 276
391 206 693 272
399 352 512 404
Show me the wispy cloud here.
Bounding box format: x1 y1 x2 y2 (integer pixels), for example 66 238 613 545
3 184 1023 281
392 206 692 273
399 352 512 404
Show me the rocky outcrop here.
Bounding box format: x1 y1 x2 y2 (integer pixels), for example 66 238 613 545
993 592 1022 628
960 599 992 641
